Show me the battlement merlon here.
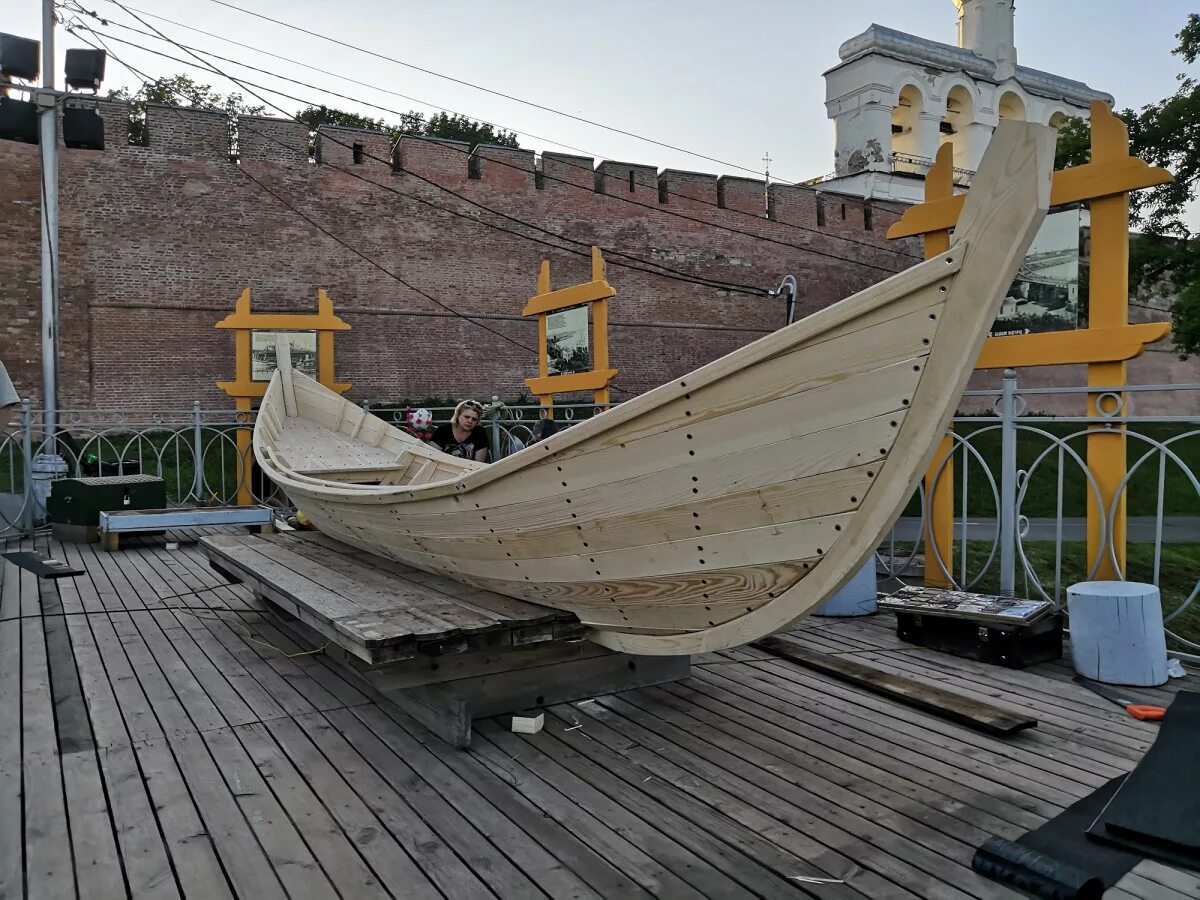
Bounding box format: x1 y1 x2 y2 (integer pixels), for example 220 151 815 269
659 170 719 208
595 160 658 199
541 152 595 190
145 103 230 158
85 97 130 151
240 115 309 164
717 175 767 215
396 135 471 183
475 144 536 189
768 181 821 228
316 124 391 170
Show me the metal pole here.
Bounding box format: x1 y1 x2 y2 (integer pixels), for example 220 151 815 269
20 400 34 535
39 0 59 443
191 400 204 502
998 369 1018 596
487 396 502 462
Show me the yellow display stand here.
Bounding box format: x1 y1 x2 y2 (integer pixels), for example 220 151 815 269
523 247 617 415
215 288 351 505
888 102 1173 583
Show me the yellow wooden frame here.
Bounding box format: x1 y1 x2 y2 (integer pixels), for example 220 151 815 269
888 102 1174 583
522 247 618 414
215 288 351 504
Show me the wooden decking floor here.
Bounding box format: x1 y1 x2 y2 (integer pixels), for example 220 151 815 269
1 528 1198 900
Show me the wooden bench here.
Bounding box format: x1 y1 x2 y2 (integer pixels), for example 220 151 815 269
100 505 275 551
200 531 691 747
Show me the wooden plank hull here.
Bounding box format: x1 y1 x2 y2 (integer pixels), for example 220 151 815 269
254 121 1056 655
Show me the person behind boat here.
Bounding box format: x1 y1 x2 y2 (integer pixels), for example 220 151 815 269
528 414 559 444
429 399 490 462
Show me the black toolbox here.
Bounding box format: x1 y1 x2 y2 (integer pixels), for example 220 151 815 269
46 474 167 541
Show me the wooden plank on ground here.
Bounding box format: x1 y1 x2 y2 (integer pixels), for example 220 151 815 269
482 718 807 899
0 556 20 620
683 666 1044 834
310 708 542 898
0 619 23 900
22 617 77 900
200 726 342 900
753 636 1037 736
39 574 125 900
57 572 187 898
331 705 636 900
537 705 871 899
256 716 451 900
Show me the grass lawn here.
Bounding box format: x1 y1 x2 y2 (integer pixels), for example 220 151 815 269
914 539 1200 652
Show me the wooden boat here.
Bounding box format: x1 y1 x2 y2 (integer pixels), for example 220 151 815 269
254 121 1054 655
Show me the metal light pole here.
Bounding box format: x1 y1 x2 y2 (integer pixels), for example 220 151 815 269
38 0 59 440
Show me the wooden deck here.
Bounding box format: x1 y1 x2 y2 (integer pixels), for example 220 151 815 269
2 528 1198 900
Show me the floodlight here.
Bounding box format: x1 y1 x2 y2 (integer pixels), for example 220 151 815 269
0 33 39 82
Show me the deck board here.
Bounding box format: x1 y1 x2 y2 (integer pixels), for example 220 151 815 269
0 529 1197 899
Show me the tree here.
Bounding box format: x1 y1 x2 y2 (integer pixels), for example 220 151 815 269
423 112 518 149
295 105 516 150
108 74 265 145
1051 14 1200 357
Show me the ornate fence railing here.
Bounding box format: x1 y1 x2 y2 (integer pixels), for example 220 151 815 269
3 379 1197 654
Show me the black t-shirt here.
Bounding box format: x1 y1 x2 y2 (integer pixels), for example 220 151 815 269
431 423 489 460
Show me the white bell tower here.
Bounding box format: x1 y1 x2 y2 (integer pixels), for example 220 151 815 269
954 0 1018 80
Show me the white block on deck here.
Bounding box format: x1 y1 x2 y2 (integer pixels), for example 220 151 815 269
1067 581 1168 687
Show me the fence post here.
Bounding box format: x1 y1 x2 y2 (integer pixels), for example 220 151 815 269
191 400 204 503
487 396 502 462
998 369 1019 596
20 400 34 536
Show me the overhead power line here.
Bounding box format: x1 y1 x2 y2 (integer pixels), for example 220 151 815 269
68 6 919 274
66 21 775 296
207 0 794 185
76 29 774 401
76 0 914 260
74 31 541 357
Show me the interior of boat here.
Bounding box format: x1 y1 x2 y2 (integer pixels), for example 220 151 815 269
260 404 479 488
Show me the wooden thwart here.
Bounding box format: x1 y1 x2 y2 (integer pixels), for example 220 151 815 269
752 636 1037 736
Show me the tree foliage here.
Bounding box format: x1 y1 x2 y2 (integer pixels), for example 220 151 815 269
110 75 521 154
1052 14 1200 357
108 74 265 145
294 105 517 150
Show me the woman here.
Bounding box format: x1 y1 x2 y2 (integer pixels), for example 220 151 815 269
428 399 490 462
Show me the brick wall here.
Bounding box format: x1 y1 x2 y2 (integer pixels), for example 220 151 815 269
1 101 921 411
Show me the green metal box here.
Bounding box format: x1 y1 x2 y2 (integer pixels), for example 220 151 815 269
46 474 167 527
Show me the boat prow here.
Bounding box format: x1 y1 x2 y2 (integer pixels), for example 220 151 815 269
255 120 1056 655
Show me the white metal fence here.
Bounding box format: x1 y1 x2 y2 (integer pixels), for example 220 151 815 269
3 378 1197 653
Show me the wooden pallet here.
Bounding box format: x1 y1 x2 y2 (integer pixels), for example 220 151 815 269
200 531 690 746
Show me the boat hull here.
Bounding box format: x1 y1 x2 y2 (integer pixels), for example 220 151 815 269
255 121 1055 654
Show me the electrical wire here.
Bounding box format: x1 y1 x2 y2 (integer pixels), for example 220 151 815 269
76 32 543 358
72 39 665 400
72 1 922 263
67 19 778 294
68 1 921 272
207 0 794 185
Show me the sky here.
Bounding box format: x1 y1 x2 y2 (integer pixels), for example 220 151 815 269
2 0 1196 212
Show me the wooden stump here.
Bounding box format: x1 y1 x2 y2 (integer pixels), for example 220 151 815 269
1067 581 1168 686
